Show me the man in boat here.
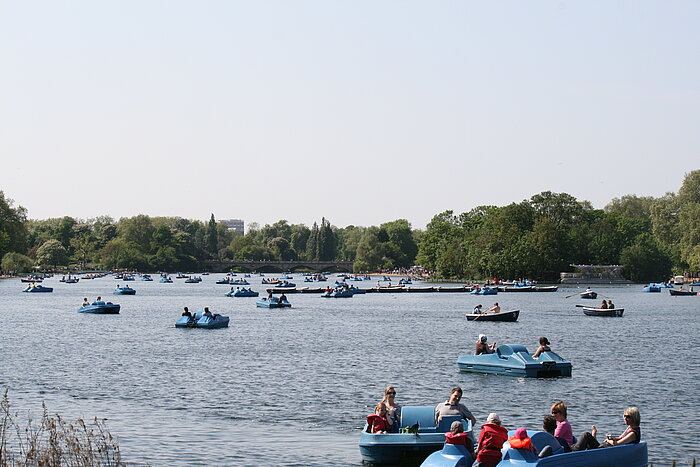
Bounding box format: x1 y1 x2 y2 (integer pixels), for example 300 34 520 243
607 300 615 309
181 306 192 319
435 386 477 428
82 298 89 307
280 293 288 302
475 334 496 355
487 302 501 313
203 307 214 319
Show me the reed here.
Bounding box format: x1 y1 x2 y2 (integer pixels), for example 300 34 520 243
0 389 125 466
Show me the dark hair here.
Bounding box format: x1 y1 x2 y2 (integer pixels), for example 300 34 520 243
450 387 463 396
543 415 557 433
540 337 550 346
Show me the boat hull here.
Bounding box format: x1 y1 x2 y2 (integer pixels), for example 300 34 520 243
582 307 624 317
669 289 696 296
457 345 572 378
23 286 53 292
465 310 519 322
580 291 597 299
114 288 136 295
78 303 120 314
175 311 229 328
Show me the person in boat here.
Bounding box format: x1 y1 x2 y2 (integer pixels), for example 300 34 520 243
82 298 89 307
508 427 537 454
572 407 641 451
268 291 273 299
474 412 508 467
607 299 615 308
550 401 575 448
532 337 551 358
487 302 501 313
435 386 477 427
585 286 593 293
181 306 192 319
445 420 476 461
368 403 392 434
203 307 213 319
380 386 401 432
599 299 608 309
279 293 288 302
475 334 496 355
539 415 571 457
473 304 483 314
93 296 104 305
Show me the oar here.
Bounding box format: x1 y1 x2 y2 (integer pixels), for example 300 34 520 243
564 291 584 298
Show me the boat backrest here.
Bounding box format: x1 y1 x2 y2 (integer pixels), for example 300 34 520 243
530 431 563 455
436 415 463 432
502 446 539 463
440 442 471 458
400 406 436 430
496 344 529 357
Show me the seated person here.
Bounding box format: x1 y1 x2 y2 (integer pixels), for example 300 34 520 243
280 293 287 301
487 302 501 313
93 296 104 305
540 415 571 455
367 404 392 434
445 420 476 461
508 427 537 454
475 413 509 467
435 387 477 427
573 407 641 451
532 337 552 358
607 300 615 308
203 307 214 319
599 299 608 309
550 401 575 448
181 306 192 319
82 298 90 307
473 304 483 314
475 334 496 355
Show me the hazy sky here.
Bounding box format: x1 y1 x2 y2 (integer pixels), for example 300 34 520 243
1 1 698 230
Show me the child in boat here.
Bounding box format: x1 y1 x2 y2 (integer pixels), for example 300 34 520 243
367 404 392 434
445 420 476 460
508 427 537 454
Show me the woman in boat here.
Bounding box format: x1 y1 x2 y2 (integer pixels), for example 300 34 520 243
474 413 508 467
550 401 575 448
435 387 477 427
572 407 641 451
475 334 496 355
599 299 608 309
368 403 392 434
532 337 552 358
473 304 483 314
380 386 401 432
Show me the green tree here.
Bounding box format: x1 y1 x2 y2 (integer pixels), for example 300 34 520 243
619 233 673 282
354 227 383 272
380 219 418 268
70 233 96 269
317 218 337 261
306 222 319 260
2 251 34 273
118 215 154 253
36 239 68 269
206 214 218 256
0 191 28 257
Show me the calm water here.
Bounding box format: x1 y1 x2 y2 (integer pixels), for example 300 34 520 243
1 275 699 466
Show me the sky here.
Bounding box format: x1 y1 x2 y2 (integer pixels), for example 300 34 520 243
1 1 698 230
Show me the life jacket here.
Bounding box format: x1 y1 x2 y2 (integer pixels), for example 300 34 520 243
508 436 533 451
477 423 508 462
445 432 470 446
367 414 391 433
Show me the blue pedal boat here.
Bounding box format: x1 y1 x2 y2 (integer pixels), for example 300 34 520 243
230 279 249 285
23 284 53 292
114 286 136 295
256 297 284 308
175 310 229 328
78 302 120 314
226 288 259 297
421 430 647 467
457 344 572 377
470 287 498 295
349 286 366 294
359 406 472 465
642 284 661 292
321 289 354 298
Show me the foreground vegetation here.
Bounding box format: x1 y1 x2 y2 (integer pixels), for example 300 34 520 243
1 171 698 281
0 390 124 466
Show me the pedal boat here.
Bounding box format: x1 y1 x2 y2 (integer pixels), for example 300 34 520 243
421 430 646 467
359 406 472 465
256 297 284 308
114 286 136 295
78 302 120 314
226 288 259 297
175 310 229 328
456 344 572 377
23 284 53 292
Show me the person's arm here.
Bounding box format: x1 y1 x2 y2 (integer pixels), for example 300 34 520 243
610 427 636 445
533 346 543 358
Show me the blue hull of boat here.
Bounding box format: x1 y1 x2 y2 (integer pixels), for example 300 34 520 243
457 345 572 378
256 298 284 308
470 288 497 295
359 406 472 465
175 310 229 328
78 303 120 314
227 290 259 297
643 286 661 292
114 288 136 295
421 431 647 467
23 286 53 292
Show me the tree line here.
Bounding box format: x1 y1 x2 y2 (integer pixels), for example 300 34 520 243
1 170 698 281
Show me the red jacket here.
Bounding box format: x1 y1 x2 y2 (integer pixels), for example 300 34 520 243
445 432 470 446
367 414 392 433
477 423 509 464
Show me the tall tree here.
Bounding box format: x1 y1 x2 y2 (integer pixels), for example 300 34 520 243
36 239 68 269
206 214 218 257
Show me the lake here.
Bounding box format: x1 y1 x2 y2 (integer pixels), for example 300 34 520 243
1 275 698 465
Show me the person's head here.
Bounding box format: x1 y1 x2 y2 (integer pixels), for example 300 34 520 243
83 297 88 301
479 334 487 343
448 387 463 405
204 307 209 312
375 403 387 416
494 302 499 306
97 296 101 300
514 427 528 439
450 420 464 435
383 386 396 402
477 304 482 308
486 413 501 425
543 415 557 434
624 407 640 426
550 401 568 420
539 337 550 346
184 306 189 312
608 300 613 305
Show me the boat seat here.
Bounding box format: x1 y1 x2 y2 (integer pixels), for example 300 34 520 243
530 431 564 455
502 446 540 463
436 415 464 433
400 406 436 432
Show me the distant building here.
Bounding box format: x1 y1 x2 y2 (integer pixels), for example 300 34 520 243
221 219 244 234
